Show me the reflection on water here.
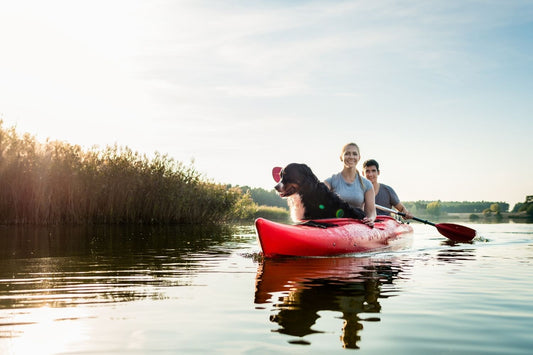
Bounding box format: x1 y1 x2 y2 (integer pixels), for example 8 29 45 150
254 257 407 349
2 222 531 353
0 224 237 311
436 248 476 263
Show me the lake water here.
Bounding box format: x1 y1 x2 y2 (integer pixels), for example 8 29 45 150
0 220 531 354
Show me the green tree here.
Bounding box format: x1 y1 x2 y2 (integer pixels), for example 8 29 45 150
426 201 442 216
490 203 501 214
512 203 523 213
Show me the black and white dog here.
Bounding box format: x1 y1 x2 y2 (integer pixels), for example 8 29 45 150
274 163 366 222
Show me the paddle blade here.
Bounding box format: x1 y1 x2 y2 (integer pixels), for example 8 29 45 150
272 167 282 183
436 223 476 242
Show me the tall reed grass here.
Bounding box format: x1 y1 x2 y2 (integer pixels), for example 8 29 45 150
0 122 254 225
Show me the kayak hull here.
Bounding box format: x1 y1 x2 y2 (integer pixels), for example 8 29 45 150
255 216 413 258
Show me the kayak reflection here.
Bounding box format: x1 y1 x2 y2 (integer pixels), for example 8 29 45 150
255 257 405 349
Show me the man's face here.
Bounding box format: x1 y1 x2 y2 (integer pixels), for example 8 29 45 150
363 165 379 182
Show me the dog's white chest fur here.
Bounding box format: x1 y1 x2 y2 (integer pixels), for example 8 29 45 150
287 194 305 222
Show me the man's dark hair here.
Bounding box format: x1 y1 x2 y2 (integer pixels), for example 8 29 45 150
363 159 380 171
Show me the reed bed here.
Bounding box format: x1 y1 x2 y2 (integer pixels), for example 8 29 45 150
0 122 253 225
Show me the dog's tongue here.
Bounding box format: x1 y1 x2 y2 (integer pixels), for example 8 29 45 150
272 167 282 183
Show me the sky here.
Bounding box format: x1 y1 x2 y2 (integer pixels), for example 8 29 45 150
1 0 532 208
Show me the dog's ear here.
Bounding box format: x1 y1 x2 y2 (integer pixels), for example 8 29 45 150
272 167 282 183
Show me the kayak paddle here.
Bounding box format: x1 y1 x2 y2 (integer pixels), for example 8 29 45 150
376 204 476 242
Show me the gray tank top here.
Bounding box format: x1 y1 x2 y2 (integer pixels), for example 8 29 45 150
324 172 372 209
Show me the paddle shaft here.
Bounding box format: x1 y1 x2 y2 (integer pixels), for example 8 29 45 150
376 205 436 226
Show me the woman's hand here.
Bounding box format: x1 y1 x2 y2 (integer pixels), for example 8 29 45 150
362 217 375 227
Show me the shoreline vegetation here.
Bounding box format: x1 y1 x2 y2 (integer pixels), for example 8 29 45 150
0 122 259 225
1 122 530 225
242 189 533 223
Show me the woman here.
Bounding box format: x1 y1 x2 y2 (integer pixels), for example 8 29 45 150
324 143 376 226
362 159 413 219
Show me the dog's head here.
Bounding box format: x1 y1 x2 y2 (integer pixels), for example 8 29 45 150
274 163 320 197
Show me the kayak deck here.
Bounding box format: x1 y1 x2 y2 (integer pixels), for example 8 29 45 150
255 216 413 258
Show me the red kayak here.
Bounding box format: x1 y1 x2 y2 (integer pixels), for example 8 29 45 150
255 216 413 258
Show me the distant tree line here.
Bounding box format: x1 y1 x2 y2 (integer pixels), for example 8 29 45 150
238 187 519 215
512 200 533 216
238 186 287 209
403 200 510 214
238 188 529 218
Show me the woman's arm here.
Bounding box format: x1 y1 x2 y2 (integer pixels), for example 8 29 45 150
363 186 376 226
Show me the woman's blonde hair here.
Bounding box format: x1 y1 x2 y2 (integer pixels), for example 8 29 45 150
341 142 365 190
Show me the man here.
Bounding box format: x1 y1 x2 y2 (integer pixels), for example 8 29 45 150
362 159 413 219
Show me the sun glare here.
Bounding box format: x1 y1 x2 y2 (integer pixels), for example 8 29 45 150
5 306 91 355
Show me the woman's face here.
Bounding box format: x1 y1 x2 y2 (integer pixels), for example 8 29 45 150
341 145 360 168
